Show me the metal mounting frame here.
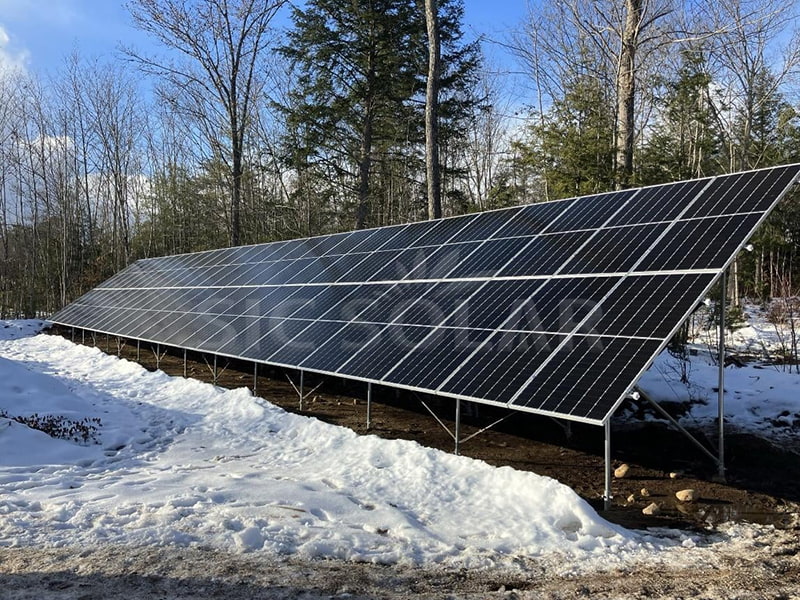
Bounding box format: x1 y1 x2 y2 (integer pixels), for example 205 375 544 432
286 369 325 410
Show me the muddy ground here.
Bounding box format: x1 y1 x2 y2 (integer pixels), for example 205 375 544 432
2 331 799 598
98 337 800 531
1 531 800 600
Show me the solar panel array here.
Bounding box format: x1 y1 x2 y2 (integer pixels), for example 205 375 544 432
50 165 800 424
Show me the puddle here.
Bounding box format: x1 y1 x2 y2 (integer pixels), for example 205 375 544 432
666 501 798 527
599 499 799 531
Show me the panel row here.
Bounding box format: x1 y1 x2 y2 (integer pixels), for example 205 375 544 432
98 207 748 292
57 273 713 341
50 164 800 424
97 216 722 292
100 166 795 287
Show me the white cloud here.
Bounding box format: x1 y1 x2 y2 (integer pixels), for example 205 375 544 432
0 24 29 73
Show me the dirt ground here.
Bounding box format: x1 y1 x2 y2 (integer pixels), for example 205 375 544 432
3 331 800 598
104 339 800 532
1 531 800 600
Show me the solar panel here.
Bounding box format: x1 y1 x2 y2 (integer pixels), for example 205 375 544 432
49 165 800 425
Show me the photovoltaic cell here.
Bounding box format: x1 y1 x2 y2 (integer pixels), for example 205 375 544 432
438 331 568 403
547 190 637 232
498 231 593 277
607 179 708 226
560 223 668 274
50 165 800 425
337 324 436 381
446 236 535 279
493 200 572 238
383 327 496 390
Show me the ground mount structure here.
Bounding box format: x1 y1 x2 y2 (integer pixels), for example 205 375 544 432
50 165 800 499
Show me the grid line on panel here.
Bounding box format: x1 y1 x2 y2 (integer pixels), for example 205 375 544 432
50 164 800 426
502 177 719 406
432 187 645 395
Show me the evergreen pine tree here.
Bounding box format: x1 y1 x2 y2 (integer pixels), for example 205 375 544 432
277 0 479 230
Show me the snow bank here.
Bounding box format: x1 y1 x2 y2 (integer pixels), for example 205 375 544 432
638 347 800 440
0 319 48 341
0 322 646 568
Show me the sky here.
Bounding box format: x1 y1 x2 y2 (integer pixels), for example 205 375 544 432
0 0 530 76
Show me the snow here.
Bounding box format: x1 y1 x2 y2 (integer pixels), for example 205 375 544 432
637 349 800 438
0 320 648 569
1 309 798 572
636 304 800 441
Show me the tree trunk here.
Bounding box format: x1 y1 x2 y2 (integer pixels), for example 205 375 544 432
425 0 442 219
232 138 243 246
356 43 378 230
357 103 374 230
615 0 641 190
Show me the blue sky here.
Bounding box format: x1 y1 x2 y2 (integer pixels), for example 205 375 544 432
0 0 529 75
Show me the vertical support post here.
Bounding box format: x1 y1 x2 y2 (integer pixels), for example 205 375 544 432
717 269 727 480
183 349 188 378
155 344 161 370
82 329 85 345
213 354 218 385
106 333 110 352
454 398 461 456
117 336 121 357
136 339 140 361
71 327 75 342
604 419 612 510
366 382 372 430
253 363 258 395
299 370 305 411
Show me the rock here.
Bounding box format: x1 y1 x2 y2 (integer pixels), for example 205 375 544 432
640 487 650 497
675 489 697 502
614 463 630 479
669 471 683 479
626 494 636 504
642 502 660 516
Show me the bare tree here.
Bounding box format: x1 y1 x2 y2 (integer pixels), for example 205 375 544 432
458 60 514 210
704 0 800 172
424 0 442 219
616 0 643 189
125 0 287 247
702 0 800 306
514 0 678 189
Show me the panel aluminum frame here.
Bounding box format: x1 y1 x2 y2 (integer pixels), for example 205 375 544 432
50 165 800 426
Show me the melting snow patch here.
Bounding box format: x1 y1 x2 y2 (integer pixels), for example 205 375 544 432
0 323 655 569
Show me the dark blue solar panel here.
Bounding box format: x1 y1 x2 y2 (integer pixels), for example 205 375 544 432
50 165 800 425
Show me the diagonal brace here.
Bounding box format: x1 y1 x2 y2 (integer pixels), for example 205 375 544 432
286 372 324 410
635 386 721 467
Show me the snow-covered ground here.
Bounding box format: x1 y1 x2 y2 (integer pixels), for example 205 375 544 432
0 312 798 574
0 320 651 572
637 303 800 442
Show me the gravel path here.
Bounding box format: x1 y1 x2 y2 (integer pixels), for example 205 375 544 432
2 525 799 600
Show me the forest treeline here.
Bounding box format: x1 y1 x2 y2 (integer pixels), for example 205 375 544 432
2 0 800 318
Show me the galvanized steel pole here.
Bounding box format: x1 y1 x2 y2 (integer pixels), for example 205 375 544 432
717 269 726 480
604 419 612 510
366 382 372 430
454 399 461 455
